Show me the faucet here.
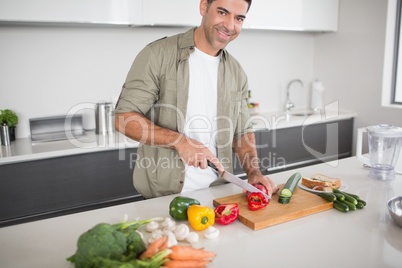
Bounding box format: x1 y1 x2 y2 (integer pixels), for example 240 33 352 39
285 79 303 112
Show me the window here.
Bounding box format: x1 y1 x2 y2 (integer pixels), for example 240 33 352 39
382 0 402 107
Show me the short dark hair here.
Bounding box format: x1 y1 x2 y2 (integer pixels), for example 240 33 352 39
207 0 252 12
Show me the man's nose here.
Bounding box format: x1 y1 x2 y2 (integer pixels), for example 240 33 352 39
223 15 235 32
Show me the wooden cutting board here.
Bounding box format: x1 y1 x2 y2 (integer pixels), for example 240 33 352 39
213 184 333 230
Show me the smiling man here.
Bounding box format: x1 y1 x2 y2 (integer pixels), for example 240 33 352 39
115 0 278 198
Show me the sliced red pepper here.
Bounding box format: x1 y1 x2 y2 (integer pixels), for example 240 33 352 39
247 184 270 211
214 203 239 225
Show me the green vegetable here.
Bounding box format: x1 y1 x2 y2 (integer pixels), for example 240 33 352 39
333 193 345 201
356 201 365 209
340 199 357 211
333 200 349 212
318 193 336 202
92 248 171 268
333 189 357 205
357 199 367 206
169 196 200 220
279 172 302 204
343 192 360 200
67 217 164 268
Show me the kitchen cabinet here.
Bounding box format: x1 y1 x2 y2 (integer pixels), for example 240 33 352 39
243 0 339 32
0 0 142 25
142 0 201 27
0 147 141 227
0 0 338 32
233 118 353 176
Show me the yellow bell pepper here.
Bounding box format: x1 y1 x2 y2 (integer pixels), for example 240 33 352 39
187 205 215 231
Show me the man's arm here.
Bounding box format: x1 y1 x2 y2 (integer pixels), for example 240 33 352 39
232 132 278 196
115 112 223 171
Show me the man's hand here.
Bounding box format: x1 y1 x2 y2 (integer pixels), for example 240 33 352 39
246 170 279 197
232 132 278 197
174 137 224 172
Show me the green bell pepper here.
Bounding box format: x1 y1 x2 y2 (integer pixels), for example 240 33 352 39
169 196 200 220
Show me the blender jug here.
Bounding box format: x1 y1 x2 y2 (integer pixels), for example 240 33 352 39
356 124 402 180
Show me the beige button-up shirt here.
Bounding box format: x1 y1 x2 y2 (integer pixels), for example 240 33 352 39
115 28 253 198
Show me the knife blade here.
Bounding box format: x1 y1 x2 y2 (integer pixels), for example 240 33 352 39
207 161 271 200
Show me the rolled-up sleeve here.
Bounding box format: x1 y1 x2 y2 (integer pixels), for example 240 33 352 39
115 46 160 115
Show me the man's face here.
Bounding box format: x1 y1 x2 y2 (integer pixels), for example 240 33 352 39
200 0 248 53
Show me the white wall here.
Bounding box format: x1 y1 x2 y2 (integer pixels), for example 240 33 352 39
314 0 402 151
2 0 401 142
0 25 315 138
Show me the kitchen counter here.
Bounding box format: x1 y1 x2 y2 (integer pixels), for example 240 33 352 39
0 109 356 165
0 156 400 268
0 130 139 165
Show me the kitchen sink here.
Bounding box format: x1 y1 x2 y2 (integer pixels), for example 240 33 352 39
290 112 315 116
284 110 317 117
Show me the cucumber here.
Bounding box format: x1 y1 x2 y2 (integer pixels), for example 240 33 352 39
340 199 357 211
334 200 349 212
318 193 336 202
278 172 302 204
356 202 365 209
343 192 360 200
278 197 291 204
334 193 345 201
357 199 367 206
333 189 358 205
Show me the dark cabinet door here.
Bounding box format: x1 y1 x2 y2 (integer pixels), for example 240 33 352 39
257 118 353 174
0 147 141 227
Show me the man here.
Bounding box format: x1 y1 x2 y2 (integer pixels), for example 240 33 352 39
115 0 278 198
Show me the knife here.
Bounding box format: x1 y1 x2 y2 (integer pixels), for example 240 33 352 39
207 161 271 200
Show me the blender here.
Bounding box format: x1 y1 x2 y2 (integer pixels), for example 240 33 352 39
356 124 402 181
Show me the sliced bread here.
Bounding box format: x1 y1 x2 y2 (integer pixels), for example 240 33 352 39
301 173 341 190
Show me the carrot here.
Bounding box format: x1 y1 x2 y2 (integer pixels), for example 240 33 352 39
163 259 211 268
139 236 168 260
159 235 169 251
168 245 216 260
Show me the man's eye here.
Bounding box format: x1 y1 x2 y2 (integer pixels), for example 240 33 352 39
218 11 226 16
237 17 244 22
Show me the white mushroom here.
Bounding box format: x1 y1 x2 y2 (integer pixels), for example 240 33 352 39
147 229 163 244
185 232 199 244
162 230 178 247
145 221 160 232
161 217 176 231
204 226 220 239
173 224 190 241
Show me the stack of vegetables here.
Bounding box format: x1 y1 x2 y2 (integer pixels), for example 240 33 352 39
67 216 217 268
318 189 367 212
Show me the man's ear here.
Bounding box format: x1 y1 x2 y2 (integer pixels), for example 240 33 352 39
200 0 208 16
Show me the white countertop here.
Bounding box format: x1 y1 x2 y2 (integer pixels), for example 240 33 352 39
0 109 356 165
251 108 356 131
0 156 400 268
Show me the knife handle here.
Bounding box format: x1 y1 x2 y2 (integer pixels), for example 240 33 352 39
207 160 219 172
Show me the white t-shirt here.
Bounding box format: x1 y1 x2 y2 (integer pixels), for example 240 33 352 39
181 47 220 192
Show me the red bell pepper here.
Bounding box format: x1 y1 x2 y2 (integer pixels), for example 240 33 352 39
247 184 270 211
214 203 239 225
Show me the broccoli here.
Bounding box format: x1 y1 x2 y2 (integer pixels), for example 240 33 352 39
67 217 164 268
